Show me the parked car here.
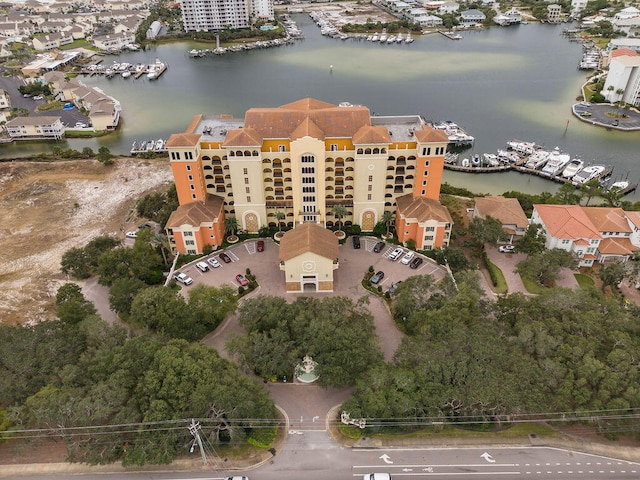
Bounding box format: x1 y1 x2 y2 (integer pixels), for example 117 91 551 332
174 272 193 285
33 95 43 100
400 251 415 265
363 474 391 480
195 261 209 272
387 281 402 294
409 257 423 269
499 245 515 253
235 273 249 286
373 241 386 253
352 236 361 249
370 270 385 285
74 122 87 128
388 247 404 261
219 252 232 263
257 240 265 252
226 477 249 480
207 257 221 268
125 231 137 238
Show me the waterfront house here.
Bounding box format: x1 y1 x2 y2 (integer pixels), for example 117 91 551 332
164 98 452 254
279 222 339 293
530 204 601 267
6 116 64 140
460 9 486 26
473 196 528 244
582 207 638 263
547 4 562 23
439 2 459 15
89 97 121 131
32 32 74 51
91 31 135 51
571 0 588 14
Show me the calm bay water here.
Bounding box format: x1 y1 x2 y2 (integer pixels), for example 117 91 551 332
3 15 640 198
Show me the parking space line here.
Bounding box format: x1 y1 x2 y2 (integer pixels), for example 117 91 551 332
227 251 239 262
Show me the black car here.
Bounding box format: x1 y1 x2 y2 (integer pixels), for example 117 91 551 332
373 241 386 253
409 257 423 269
352 236 361 249
370 270 385 285
219 252 231 263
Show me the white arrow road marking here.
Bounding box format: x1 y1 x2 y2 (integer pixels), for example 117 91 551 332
481 452 496 463
380 454 393 464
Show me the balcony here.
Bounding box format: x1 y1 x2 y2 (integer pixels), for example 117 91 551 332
326 198 353 207
266 200 294 208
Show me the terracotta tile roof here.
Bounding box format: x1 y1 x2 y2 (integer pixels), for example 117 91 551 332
623 211 640 229
534 204 601 239
222 127 262 147
396 194 453 224
185 114 203 134
414 125 449 143
243 98 372 140
352 125 391 144
278 222 339 262
581 206 631 233
474 196 528 229
290 117 325 141
611 48 639 57
165 133 201 147
598 237 637 255
165 194 224 228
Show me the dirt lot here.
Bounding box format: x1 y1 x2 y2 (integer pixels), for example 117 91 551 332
0 158 173 325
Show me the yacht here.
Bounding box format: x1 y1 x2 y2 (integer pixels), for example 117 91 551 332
371 32 379 42
155 138 164 150
609 180 629 191
483 153 500 166
562 158 584 178
572 165 606 185
379 29 388 42
541 148 571 175
387 35 396 44
405 32 414 43
396 33 403 43
525 149 550 169
121 70 131 78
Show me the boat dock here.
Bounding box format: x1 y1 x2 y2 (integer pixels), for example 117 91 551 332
438 30 462 40
79 59 168 80
131 139 168 155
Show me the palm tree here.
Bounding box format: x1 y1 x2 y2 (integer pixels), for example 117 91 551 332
332 204 348 232
150 233 171 266
225 216 238 237
607 85 614 102
616 88 625 106
275 211 285 232
580 178 602 206
381 210 394 236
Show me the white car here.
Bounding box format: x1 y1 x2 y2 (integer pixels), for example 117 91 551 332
74 122 87 128
400 251 415 265
195 261 209 272
499 245 515 253
125 231 137 238
207 257 221 268
33 95 43 100
363 474 391 480
388 247 404 261
174 272 193 285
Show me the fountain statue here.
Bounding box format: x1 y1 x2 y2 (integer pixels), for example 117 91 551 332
295 355 319 383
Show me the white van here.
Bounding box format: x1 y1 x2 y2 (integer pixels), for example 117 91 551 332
195 261 209 272
389 247 404 261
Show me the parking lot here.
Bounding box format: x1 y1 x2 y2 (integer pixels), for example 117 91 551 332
572 102 640 131
175 237 448 298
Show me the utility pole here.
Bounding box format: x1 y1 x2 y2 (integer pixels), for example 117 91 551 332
188 419 207 465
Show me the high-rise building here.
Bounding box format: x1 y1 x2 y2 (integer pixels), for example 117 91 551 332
165 98 453 254
180 0 251 32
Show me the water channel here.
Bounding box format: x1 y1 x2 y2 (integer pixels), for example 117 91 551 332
3 14 640 198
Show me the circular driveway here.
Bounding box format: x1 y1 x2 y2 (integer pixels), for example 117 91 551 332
572 102 640 131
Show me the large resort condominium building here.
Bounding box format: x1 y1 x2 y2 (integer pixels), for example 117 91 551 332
165 98 454 255
180 0 273 31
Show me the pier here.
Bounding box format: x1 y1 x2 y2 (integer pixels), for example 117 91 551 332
438 30 462 40
131 139 168 155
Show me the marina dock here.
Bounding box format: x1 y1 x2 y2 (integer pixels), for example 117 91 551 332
131 139 168 155
438 30 463 40
79 59 168 81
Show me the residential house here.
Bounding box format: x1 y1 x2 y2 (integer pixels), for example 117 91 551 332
5 116 64 140
460 9 486 25
547 4 562 23
530 204 601 267
89 97 121 130
473 196 528 244
439 1 459 15
279 222 339 293
91 31 135 51
582 207 638 262
32 32 74 51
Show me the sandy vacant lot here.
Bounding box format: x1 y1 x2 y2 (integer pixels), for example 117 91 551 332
0 158 173 325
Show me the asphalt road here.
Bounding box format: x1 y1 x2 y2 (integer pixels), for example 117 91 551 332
11 445 640 479
572 102 640 131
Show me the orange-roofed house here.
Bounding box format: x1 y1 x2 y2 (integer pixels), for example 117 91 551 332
531 204 601 267
582 206 638 262
473 196 529 244
164 98 452 254
278 222 339 292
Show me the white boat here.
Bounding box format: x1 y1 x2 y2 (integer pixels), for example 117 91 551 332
121 70 131 78
507 140 536 155
572 165 606 185
609 180 629 191
155 138 164 150
379 29 388 42
541 148 571 175
525 149 550 169
366 35 373 41
497 149 520 163
405 32 414 43
146 140 155 151
461 158 470 167
471 153 481 166
562 158 584 178
396 33 403 43
483 153 500 166
387 35 396 44
371 33 379 42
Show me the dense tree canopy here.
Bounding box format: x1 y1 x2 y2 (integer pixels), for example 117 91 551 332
227 295 383 386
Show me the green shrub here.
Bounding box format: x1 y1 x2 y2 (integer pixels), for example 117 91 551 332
247 426 277 448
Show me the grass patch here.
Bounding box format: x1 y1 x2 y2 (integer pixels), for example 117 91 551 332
520 275 547 295
339 424 364 439
369 422 558 440
485 258 508 294
574 273 594 289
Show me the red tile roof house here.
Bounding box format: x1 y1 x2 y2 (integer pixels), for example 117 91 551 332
531 204 601 267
